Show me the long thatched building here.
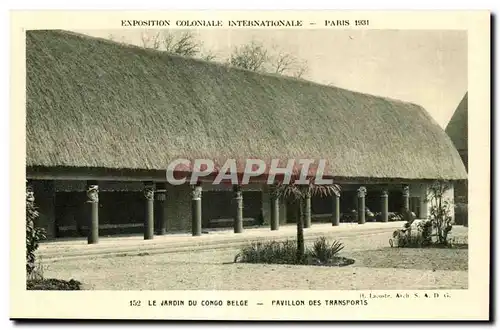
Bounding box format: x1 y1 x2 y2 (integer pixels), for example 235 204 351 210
26 30 467 243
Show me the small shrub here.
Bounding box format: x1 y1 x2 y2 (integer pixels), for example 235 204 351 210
310 237 344 264
418 220 433 246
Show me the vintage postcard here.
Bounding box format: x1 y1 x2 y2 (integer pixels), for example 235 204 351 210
10 10 490 321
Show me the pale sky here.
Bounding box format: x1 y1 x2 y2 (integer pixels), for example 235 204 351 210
74 29 467 128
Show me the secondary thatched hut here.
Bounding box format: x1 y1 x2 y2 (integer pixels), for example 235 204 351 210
446 93 468 171
445 92 468 225
26 30 467 242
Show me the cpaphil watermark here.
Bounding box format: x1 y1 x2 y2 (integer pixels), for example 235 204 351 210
165 158 333 185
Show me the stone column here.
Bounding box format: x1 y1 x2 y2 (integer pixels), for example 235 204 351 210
304 192 312 228
155 182 167 235
191 184 202 236
357 186 366 224
332 191 340 226
143 181 155 240
270 186 279 231
402 185 410 212
233 185 243 233
86 181 99 244
381 189 389 222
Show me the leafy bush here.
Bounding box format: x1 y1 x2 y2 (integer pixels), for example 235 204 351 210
310 237 344 263
26 185 46 275
418 220 433 246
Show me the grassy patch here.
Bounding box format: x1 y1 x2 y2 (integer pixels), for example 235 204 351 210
234 237 355 267
235 240 298 264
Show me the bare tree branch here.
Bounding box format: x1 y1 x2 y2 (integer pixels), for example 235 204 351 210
274 51 295 74
140 30 211 60
160 33 176 52
171 32 200 57
230 40 269 72
230 41 308 78
292 59 308 79
141 31 161 49
139 32 307 77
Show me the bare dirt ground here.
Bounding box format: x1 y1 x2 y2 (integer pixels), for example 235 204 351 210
39 226 468 290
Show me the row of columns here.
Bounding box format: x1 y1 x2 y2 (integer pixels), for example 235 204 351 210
86 181 169 244
266 184 410 228
84 181 411 244
352 185 410 225
280 185 409 228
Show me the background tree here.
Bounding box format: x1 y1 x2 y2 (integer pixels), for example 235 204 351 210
229 40 309 78
229 40 269 72
140 30 216 61
273 181 340 263
110 33 308 77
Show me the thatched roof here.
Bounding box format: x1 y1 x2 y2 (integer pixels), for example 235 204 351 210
26 30 467 181
445 93 468 152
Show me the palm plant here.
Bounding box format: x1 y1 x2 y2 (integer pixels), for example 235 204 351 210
272 181 341 263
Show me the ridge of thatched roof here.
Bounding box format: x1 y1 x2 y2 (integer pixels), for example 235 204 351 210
445 92 468 152
26 29 467 180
